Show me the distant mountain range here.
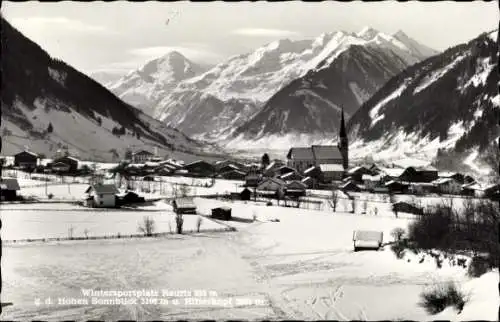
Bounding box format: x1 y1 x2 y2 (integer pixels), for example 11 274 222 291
347 29 499 174
107 27 438 143
0 17 220 162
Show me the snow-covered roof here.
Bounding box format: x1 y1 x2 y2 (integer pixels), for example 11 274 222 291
347 166 366 174
319 164 344 172
301 176 312 182
86 184 119 195
362 174 381 181
438 171 460 178
15 150 38 158
287 147 314 160
312 145 342 160
432 177 457 185
380 167 405 177
304 166 318 174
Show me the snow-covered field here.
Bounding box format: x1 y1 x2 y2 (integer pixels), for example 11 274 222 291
0 202 226 241
2 197 497 320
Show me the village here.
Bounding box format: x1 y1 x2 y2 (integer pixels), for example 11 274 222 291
1 116 499 321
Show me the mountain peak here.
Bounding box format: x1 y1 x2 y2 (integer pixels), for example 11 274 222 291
393 30 409 39
357 26 380 40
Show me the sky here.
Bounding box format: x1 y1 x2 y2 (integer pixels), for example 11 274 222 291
2 1 498 77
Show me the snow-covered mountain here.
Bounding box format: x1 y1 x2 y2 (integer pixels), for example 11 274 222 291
153 27 438 142
108 51 208 115
224 28 438 150
347 30 499 175
0 17 219 162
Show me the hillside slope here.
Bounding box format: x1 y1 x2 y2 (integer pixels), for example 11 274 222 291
347 30 499 174
0 17 217 162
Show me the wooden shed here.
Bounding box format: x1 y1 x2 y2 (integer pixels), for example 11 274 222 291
211 206 232 220
172 198 197 215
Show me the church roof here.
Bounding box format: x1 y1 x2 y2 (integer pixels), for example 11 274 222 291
311 145 342 160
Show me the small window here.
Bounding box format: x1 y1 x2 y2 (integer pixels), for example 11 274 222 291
99 194 103 198
100 201 103 205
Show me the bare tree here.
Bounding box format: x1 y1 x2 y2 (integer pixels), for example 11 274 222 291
175 213 184 234
138 216 156 236
329 188 340 212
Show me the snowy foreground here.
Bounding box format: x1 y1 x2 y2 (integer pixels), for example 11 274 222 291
2 198 498 321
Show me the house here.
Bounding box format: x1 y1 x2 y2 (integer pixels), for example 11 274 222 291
84 184 119 208
14 151 39 169
257 177 286 197
132 150 155 163
211 207 232 220
52 156 79 173
215 160 246 172
301 176 315 189
409 182 436 195
172 198 197 214
218 164 241 174
51 162 71 173
319 164 345 182
116 191 145 206
414 166 439 183
0 178 20 201
483 183 500 200
263 161 281 177
438 172 465 184
285 180 307 197
244 172 262 188
461 182 478 196
363 174 381 191
280 171 304 182
379 167 406 182
340 180 361 192
347 166 371 183
218 169 247 180
183 160 216 177
240 188 252 201
433 177 462 195
385 180 409 194
352 230 383 251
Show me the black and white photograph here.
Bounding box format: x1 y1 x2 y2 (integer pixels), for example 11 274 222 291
1 1 499 320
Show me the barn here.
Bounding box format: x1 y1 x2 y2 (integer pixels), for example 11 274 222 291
0 178 20 201
14 151 39 169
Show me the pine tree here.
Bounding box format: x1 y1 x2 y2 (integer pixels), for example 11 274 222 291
47 122 53 133
261 153 270 169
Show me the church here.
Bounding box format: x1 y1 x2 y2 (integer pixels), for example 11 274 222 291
286 109 349 175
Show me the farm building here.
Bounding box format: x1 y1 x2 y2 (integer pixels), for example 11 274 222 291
211 206 232 220
183 160 216 177
280 171 304 182
363 174 382 191
301 176 315 189
0 178 20 201
51 162 71 173
319 164 344 182
14 151 39 169
385 180 409 194
379 167 406 182
244 172 262 188
218 169 247 180
257 177 286 197
438 172 465 184
285 180 307 197
172 198 197 214
340 180 361 192
415 166 438 183
218 164 241 174
409 182 436 195
433 177 462 194
303 165 321 179
84 184 119 208
116 191 145 206
347 166 372 183
52 156 79 173
240 188 252 201
482 183 500 199
132 150 155 163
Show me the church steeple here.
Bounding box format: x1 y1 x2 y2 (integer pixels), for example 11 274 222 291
338 108 349 171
